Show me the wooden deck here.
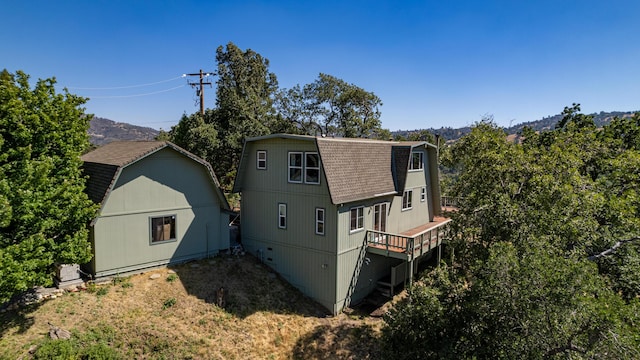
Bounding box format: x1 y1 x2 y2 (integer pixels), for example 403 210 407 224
366 216 452 260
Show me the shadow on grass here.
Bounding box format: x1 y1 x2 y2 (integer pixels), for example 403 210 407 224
172 253 331 319
290 322 383 359
0 302 40 338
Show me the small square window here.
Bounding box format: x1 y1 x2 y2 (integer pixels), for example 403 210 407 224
151 215 176 243
350 207 364 232
315 208 325 235
278 203 287 229
257 150 267 169
421 187 427 202
402 190 413 210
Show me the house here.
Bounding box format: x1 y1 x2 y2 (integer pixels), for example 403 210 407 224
232 134 451 314
81 141 230 278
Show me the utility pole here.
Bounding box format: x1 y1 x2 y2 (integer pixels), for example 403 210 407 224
184 70 214 115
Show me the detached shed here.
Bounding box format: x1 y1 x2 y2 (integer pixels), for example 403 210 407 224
81 141 230 277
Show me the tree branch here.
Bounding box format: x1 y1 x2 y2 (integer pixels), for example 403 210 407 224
588 237 640 261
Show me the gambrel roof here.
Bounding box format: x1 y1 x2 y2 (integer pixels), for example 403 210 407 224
82 141 230 214
234 134 437 205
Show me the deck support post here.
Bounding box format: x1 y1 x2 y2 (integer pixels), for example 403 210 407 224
408 258 414 288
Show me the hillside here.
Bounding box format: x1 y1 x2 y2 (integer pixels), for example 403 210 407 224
88 117 159 145
0 255 385 359
395 110 638 141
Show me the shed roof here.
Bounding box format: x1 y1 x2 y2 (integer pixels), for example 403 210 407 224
81 141 229 212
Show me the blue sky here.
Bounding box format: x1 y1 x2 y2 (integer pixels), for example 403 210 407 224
3 0 639 131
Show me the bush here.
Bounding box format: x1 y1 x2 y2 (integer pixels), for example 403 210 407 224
33 333 121 359
162 298 176 309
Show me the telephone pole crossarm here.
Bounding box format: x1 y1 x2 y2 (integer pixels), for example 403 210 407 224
184 69 215 115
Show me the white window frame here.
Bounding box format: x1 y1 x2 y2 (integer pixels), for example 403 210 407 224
402 190 413 210
288 152 303 183
150 215 177 244
409 151 424 171
350 206 364 233
278 203 287 229
256 150 267 170
305 152 320 184
420 187 427 202
315 208 325 235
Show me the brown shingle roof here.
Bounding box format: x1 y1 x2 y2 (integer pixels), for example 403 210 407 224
81 141 229 212
81 141 167 167
316 137 422 204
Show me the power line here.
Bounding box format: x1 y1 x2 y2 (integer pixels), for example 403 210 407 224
86 84 187 99
66 75 185 90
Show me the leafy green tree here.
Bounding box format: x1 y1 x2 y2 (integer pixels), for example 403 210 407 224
0 70 97 303
169 111 219 164
383 107 640 359
213 42 280 189
276 73 384 138
170 42 280 191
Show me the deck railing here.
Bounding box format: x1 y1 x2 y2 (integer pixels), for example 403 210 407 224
367 230 414 253
441 195 462 208
366 223 450 259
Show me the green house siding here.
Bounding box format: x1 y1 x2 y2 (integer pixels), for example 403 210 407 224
334 192 432 310
235 135 443 314
90 147 227 277
238 138 338 310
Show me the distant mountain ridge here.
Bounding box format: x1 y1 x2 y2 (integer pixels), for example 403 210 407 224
89 117 159 145
89 110 638 146
395 110 638 142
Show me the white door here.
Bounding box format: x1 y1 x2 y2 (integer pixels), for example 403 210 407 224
373 203 388 243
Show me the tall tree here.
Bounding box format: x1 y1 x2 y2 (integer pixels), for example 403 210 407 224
276 73 384 138
0 71 97 303
213 42 279 188
170 42 280 191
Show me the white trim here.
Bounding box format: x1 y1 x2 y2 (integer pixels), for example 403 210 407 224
349 206 364 233
315 207 325 235
409 151 424 171
402 189 413 210
420 187 427 202
305 152 320 184
256 150 267 170
278 203 287 229
288 152 303 183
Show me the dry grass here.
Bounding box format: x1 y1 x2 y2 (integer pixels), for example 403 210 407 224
0 255 385 359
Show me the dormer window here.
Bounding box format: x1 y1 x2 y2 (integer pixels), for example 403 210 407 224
409 151 423 171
